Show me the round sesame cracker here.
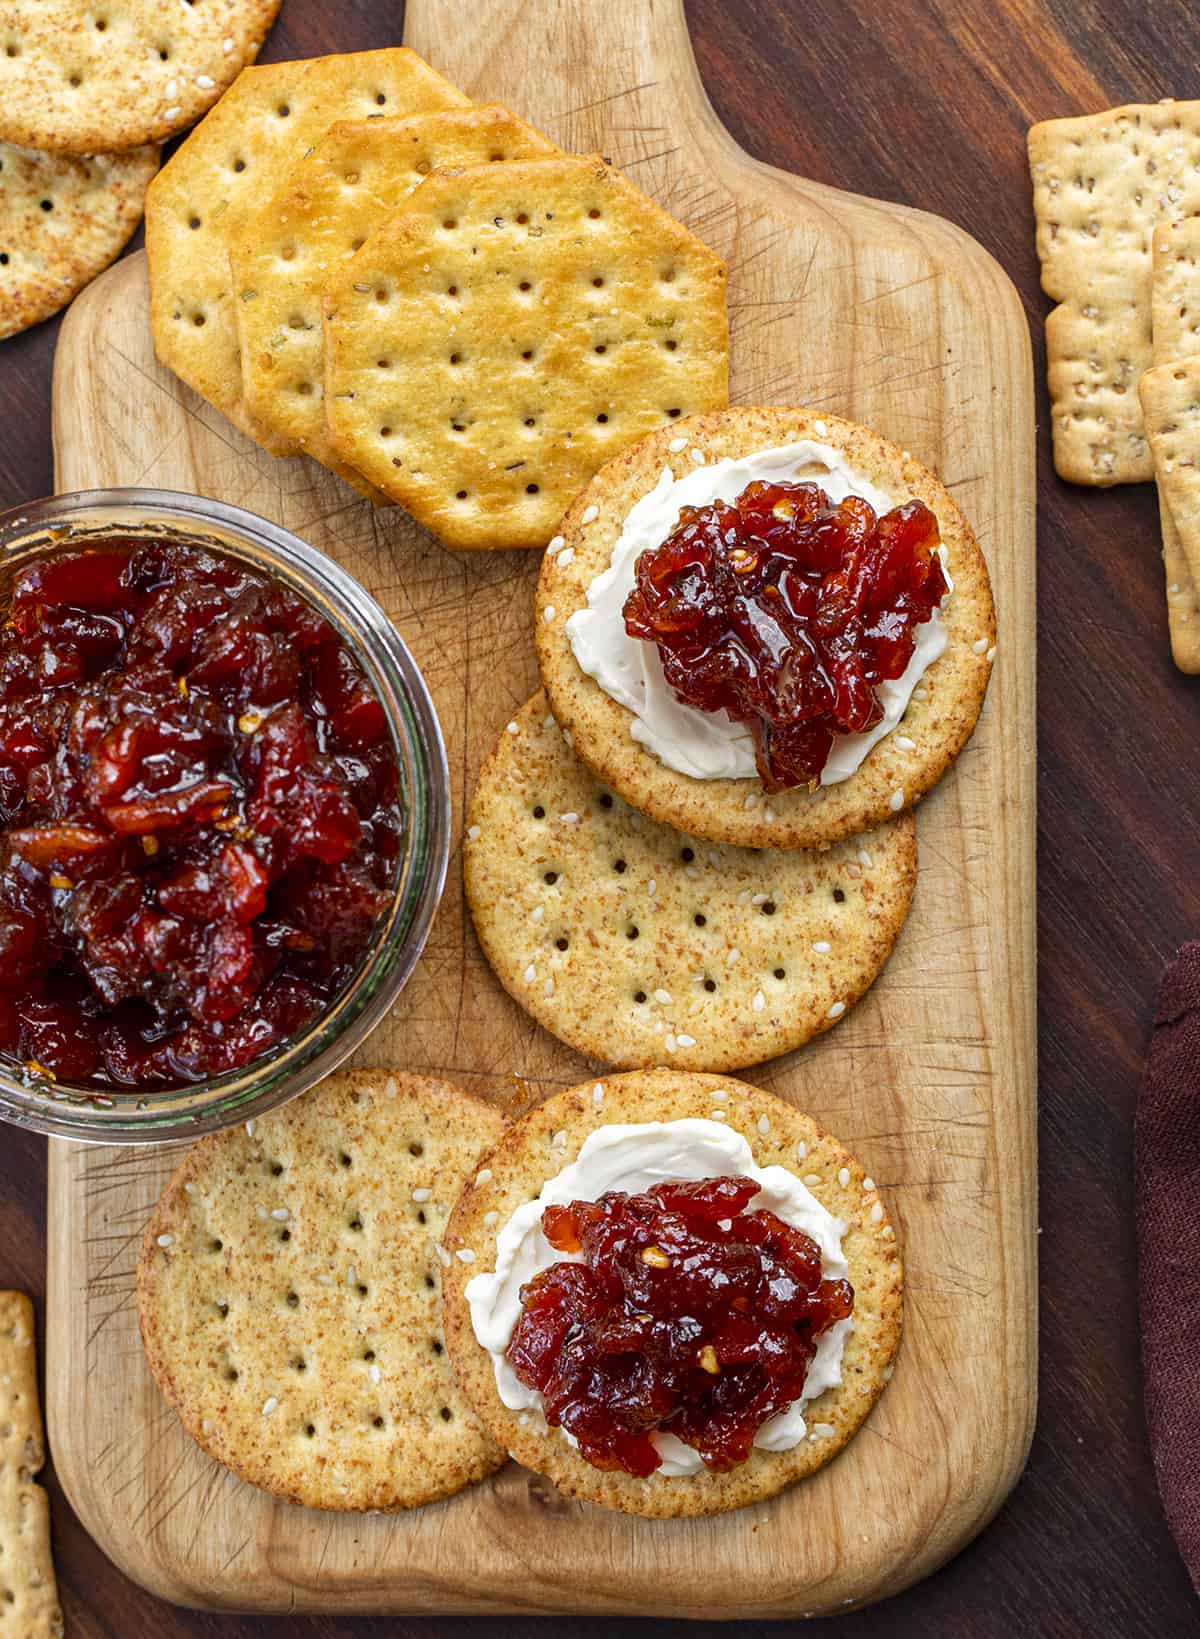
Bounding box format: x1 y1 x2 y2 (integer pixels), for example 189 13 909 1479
0 139 158 339
442 1070 903 1519
465 692 916 1073
536 406 995 849
0 0 280 155
137 1069 507 1512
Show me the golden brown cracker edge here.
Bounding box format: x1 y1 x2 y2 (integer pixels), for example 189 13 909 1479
441 1071 903 1519
465 691 917 1072
535 406 994 850
137 1069 508 1511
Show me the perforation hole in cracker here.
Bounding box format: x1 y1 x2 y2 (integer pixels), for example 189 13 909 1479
136 1070 506 1512
463 695 917 1073
323 153 729 549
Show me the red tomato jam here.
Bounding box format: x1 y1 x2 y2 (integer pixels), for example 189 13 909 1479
0 538 402 1089
622 481 947 790
507 1175 854 1476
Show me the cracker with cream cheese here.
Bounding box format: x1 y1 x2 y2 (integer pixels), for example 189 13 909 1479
535 406 994 851
441 1070 903 1519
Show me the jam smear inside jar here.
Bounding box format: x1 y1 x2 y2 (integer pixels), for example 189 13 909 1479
506 1175 854 1477
0 537 403 1089
622 480 947 790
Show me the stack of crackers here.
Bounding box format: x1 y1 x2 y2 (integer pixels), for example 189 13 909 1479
0 0 281 341
1029 98 1200 673
145 45 729 548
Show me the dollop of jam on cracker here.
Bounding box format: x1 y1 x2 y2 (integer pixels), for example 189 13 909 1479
622 480 947 789
0 539 401 1087
507 1175 853 1476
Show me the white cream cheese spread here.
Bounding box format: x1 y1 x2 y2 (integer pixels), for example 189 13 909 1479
465 1118 852 1478
565 440 950 784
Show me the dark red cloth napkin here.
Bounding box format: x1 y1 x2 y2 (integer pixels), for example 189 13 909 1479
1137 940 1200 1592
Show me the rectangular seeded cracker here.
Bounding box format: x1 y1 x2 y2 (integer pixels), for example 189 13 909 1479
146 48 469 456
1028 99 1200 485
0 1294 63 1639
1140 355 1200 627
1150 217 1200 672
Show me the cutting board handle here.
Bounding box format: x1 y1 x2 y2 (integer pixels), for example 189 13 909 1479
403 0 705 141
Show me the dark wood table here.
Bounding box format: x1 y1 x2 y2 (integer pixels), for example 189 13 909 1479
2 1 1197 1633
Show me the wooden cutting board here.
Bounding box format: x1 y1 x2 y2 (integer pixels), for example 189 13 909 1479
44 0 1037 1617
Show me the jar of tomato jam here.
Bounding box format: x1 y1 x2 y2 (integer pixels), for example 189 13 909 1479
0 490 448 1144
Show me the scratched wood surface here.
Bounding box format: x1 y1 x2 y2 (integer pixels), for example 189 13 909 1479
40 0 1034 1619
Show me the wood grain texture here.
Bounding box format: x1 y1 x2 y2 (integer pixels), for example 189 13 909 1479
41 0 1035 1618
3 2 1197 1636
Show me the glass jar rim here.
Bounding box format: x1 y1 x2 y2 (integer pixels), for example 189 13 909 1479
0 488 450 1145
